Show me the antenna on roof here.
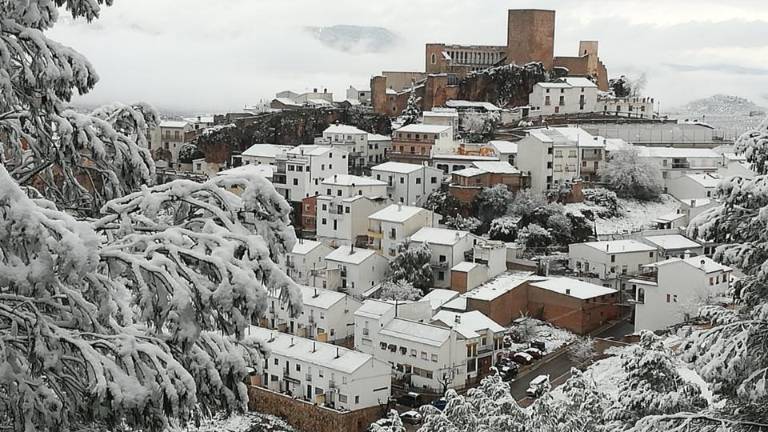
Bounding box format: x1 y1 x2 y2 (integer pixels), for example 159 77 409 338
313 288 319 298
290 337 295 347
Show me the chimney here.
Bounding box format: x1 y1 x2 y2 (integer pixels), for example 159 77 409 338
683 250 692 259
269 332 275 342
313 88 318 93
350 243 355 254
324 88 328 93
313 288 319 298
398 203 402 211
334 174 338 182
700 259 706 267
691 199 696 207
566 288 571 295
290 337 295 347
312 342 316 353
335 347 340 359
454 314 461 324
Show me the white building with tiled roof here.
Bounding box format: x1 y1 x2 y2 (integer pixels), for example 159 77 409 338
367 204 436 256
324 246 388 298
371 162 444 205
316 174 390 247
249 326 391 410
642 234 703 259
286 239 334 286
275 145 349 202
632 256 732 331
568 239 659 290
408 227 480 288
529 76 598 116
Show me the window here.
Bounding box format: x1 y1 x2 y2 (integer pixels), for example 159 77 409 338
388 344 397 352
559 96 565 106
416 177 421 184
431 177 437 184
274 358 279 365
292 179 298 186
649 251 654 258
610 255 616 263
545 95 551 106
399 177 404 184
399 346 407 355
438 271 444 281
380 342 387 350
410 349 417 357
337 190 342 196
439 255 446 262
339 394 348 403
296 364 301 372
326 189 331 195
421 351 428 360
709 277 714 285
288 165 295 171
345 207 350 214
431 53 436 64
355 395 360 404
431 354 438 362
666 294 671 303
321 204 327 210
321 218 326 225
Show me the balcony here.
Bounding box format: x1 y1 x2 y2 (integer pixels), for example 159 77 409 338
340 269 347 277
328 206 344 215
582 152 602 161
671 163 691 169
328 380 337 389
305 373 312 382
368 229 383 239
431 261 449 270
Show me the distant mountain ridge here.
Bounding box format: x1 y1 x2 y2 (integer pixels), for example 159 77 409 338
677 94 765 116
305 24 399 54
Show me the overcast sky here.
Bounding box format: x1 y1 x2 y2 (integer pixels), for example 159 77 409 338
51 0 768 114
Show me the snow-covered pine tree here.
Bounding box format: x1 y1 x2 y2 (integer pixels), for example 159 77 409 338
0 1 157 215
387 243 433 291
733 115 768 175
599 147 664 201
368 409 406 432
0 166 302 431
488 216 519 242
377 280 422 302
400 87 421 126
473 184 514 225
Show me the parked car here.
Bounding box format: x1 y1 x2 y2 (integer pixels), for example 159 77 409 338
397 392 423 408
400 410 423 424
512 352 534 365
430 397 447 411
525 347 543 359
526 375 550 398
499 364 519 381
530 340 546 351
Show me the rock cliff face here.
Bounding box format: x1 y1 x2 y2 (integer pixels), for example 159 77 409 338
457 62 547 108
197 108 391 164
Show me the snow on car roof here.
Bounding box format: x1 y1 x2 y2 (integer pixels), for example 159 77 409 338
432 310 505 339
462 272 532 301
528 277 617 300
643 235 701 250
246 326 379 374
379 318 452 347
372 161 424 174
325 245 377 265
324 124 367 135
369 204 425 223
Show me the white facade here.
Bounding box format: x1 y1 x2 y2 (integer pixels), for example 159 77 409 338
277 145 349 202
393 124 458 155
517 127 607 192
408 227 479 288
597 95 655 118
346 86 371 104
666 173 720 200
262 285 362 343
568 240 659 289
324 246 389 298
151 120 193 169
635 146 722 182
632 256 731 331
423 110 460 138
249 326 391 410
316 174 389 247
287 239 334 286
483 140 518 166
237 143 293 167
642 235 703 259
431 154 500 177
368 204 436 257
528 77 598 116
367 134 392 166
371 162 444 205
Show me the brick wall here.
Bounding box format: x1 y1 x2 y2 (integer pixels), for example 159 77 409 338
506 10 555 69
451 270 469 293
525 284 618 334
466 283 529 326
248 385 386 432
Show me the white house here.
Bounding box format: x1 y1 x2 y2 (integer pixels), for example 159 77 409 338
371 162 444 205
346 86 371 104
450 240 508 293
287 239 334 286
419 289 460 315
528 77 598 116
482 140 518 166
568 239 659 290
666 173 721 200
324 246 389 298
631 256 732 331
718 152 756 179
423 110 460 138
151 120 193 169
275 145 349 202
262 285 362 343
367 133 392 166
368 204 436 257
236 143 293 167
431 154 500 177
516 127 607 192
635 146 722 181
248 326 391 410
597 95 655 118
409 227 479 288
316 174 389 247
392 124 458 156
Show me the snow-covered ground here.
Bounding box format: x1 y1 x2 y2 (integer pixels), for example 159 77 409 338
176 412 297 432
505 317 576 355
566 194 680 236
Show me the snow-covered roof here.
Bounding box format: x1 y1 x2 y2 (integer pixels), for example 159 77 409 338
529 277 617 300
242 143 292 158
432 310 505 339
419 289 459 311
528 127 604 148
452 167 487 178
679 198 712 207
442 296 467 311
274 284 351 310
432 154 500 162
369 204 425 223
643 235 701 251
372 161 424 174
355 300 394 319
183 115 215 124
637 147 721 159
649 255 732 274
604 138 630 152
472 161 520 174
462 272 532 301
307 98 332 106
581 239 656 254
325 246 377 265
562 77 598 87
396 124 452 134
217 164 274 179
682 173 721 188
487 140 518 154
452 261 480 273
537 82 570 89
445 100 501 111
246 326 378 374
380 318 452 347
324 124 367 135
410 227 471 246
159 120 189 128
287 145 334 157
423 110 459 118
386 88 397 95
367 133 392 142
290 239 325 256
653 212 686 224
321 174 387 187
273 97 300 107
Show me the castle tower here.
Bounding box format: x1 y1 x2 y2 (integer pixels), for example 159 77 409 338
506 9 555 70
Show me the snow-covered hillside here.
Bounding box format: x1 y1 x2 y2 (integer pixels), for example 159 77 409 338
669 94 767 140
566 194 680 236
